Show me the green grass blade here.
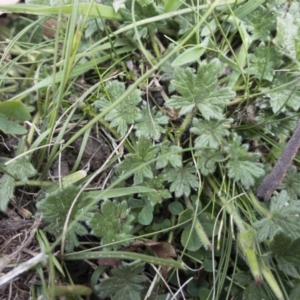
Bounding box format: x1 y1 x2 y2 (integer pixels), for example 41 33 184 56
63 251 185 270
0 3 123 19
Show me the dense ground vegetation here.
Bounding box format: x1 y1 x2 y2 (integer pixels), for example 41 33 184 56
1 0 300 299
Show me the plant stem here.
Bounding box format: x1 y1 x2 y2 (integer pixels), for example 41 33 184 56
207 176 246 232
248 190 271 218
175 111 194 144
63 250 185 270
15 180 51 187
149 30 160 58
184 196 212 250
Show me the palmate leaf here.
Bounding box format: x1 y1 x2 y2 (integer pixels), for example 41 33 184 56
166 59 235 119
0 157 36 211
138 199 153 225
225 134 264 189
254 191 300 243
135 104 169 141
176 12 194 35
269 231 300 278
120 0 159 21
141 175 171 205
117 137 159 184
181 213 220 251
181 224 202 251
244 6 276 41
255 110 298 140
190 118 231 149
273 2 300 60
94 80 142 136
155 142 182 169
163 162 198 197
7 156 36 182
289 281 300 300
36 184 92 252
195 148 224 176
119 0 163 38
247 43 283 81
94 261 145 300
89 199 135 250
243 282 266 300
263 73 300 113
0 175 14 212
159 44 182 82
84 17 104 38
279 166 300 200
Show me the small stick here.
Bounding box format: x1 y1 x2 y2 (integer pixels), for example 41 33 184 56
256 120 300 201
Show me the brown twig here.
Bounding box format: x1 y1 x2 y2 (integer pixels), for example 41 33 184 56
256 120 300 201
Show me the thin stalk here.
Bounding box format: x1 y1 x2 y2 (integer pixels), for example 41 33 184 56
248 190 271 218
63 250 185 270
15 180 51 187
175 111 194 144
207 176 246 232
184 196 212 250
167 215 176 244
149 29 160 58
27 112 40 146
46 1 82 167
260 259 284 300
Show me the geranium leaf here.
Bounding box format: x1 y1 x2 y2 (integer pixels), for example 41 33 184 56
273 2 300 59
254 191 300 242
117 137 159 184
247 43 283 81
135 104 169 141
0 157 36 211
269 231 300 278
156 142 182 169
244 6 276 41
164 162 198 197
94 261 145 300
36 184 91 252
190 118 231 149
279 166 300 200
89 199 135 250
141 175 171 205
263 73 300 113
95 80 142 136
138 201 153 225
196 148 224 176
166 59 235 119
225 134 264 189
